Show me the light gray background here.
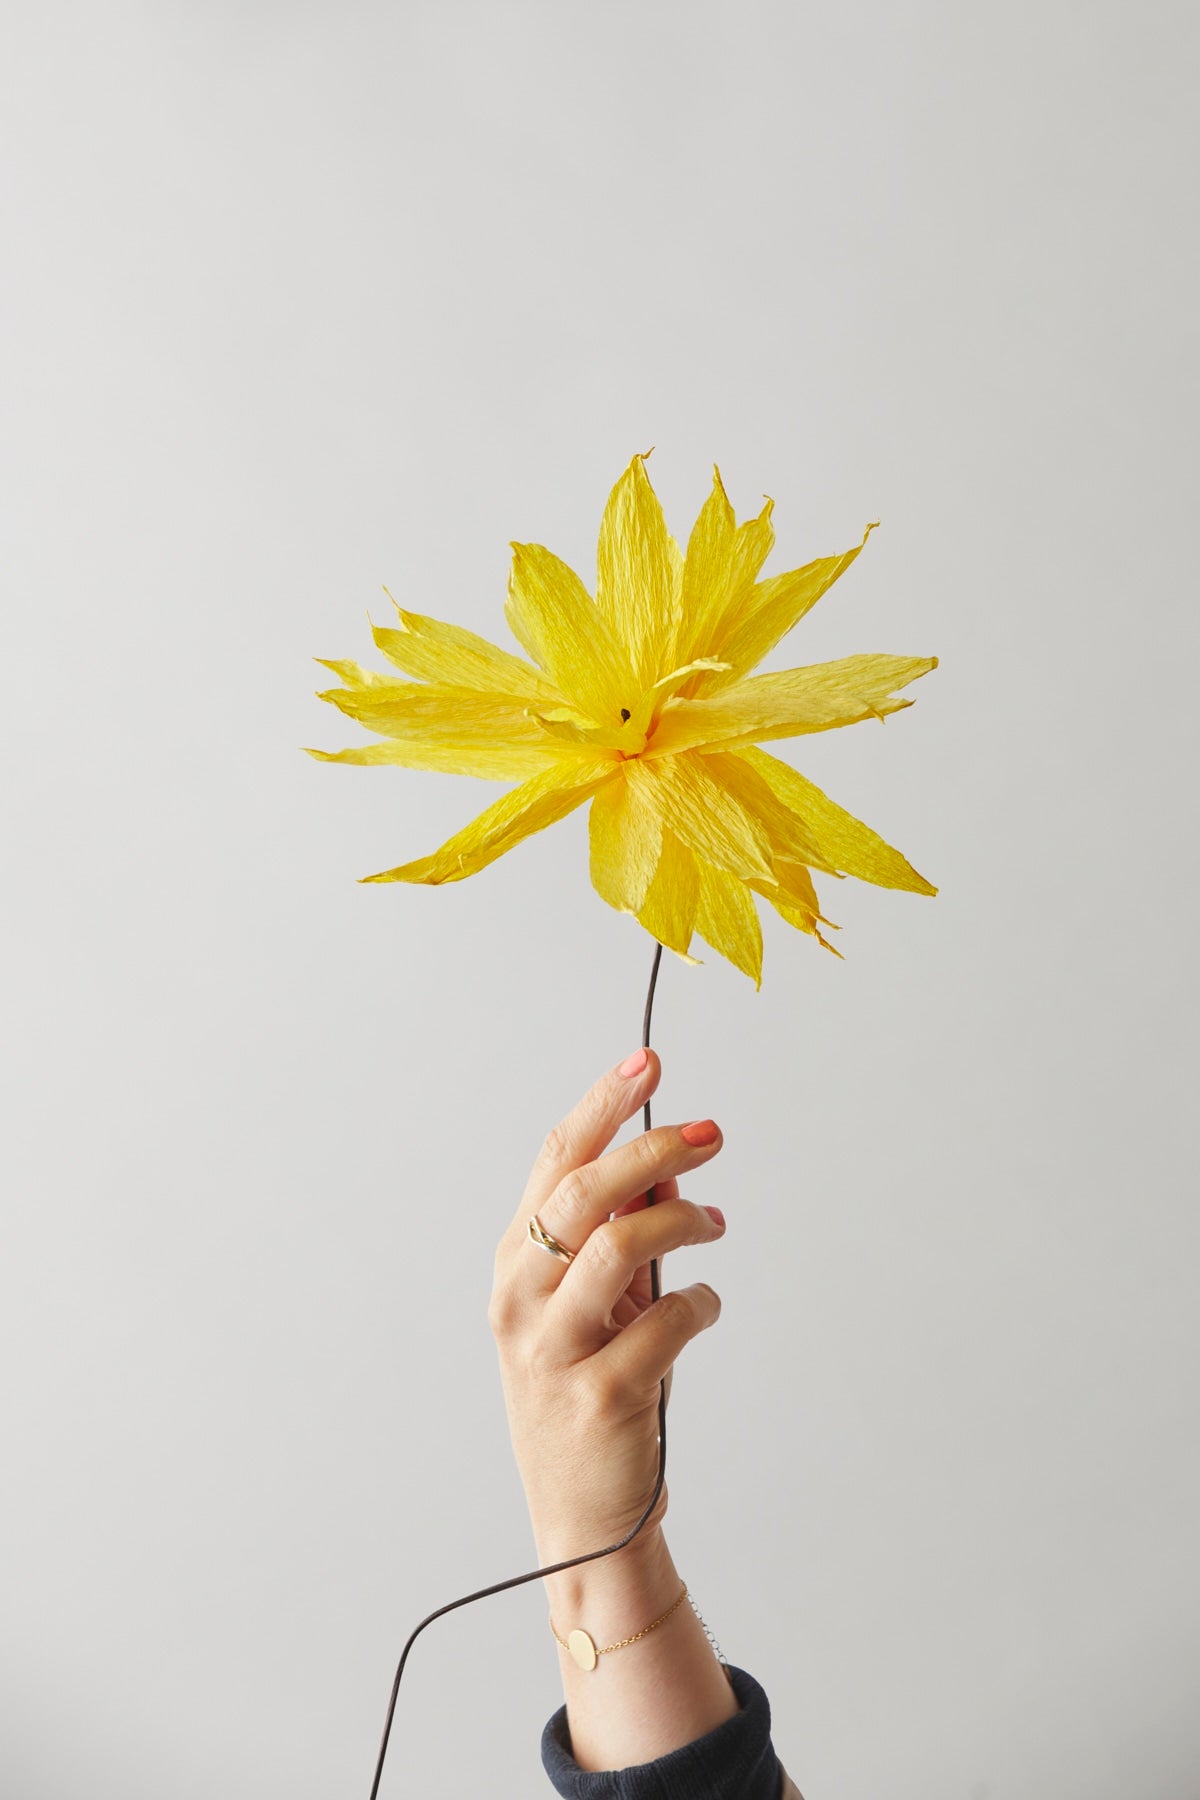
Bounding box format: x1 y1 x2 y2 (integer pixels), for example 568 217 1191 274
3 4 1197 1797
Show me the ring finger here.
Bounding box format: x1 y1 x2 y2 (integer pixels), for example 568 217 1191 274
549 1196 726 1354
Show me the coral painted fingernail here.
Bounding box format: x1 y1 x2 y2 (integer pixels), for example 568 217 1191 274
680 1118 719 1146
618 1047 648 1078
703 1206 726 1229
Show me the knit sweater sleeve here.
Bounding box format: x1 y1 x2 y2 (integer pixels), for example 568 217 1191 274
540 1665 798 1799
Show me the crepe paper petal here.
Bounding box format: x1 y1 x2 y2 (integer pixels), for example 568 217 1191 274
694 858 764 989
699 502 777 669
645 653 938 759
315 678 577 768
371 606 560 702
317 656 556 716
529 707 644 753
701 751 840 877
507 542 636 723
750 855 844 960
596 453 681 689
697 524 879 695
674 476 776 691
361 758 616 886
637 830 700 960
666 532 685 617
651 657 732 692
675 467 736 658
761 884 845 957
589 771 663 915
608 660 732 741
629 753 775 884
305 739 553 780
738 746 936 894
757 859 827 920
314 656 394 688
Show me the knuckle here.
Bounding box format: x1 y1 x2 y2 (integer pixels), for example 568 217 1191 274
489 1260 525 1346
486 1282 520 1339
501 1318 558 1387
583 1218 629 1275
553 1168 593 1226
655 1289 697 1334
629 1131 665 1176
695 1282 722 1323
580 1359 624 1416
537 1122 572 1171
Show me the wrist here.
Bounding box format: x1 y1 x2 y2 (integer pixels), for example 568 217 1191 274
534 1513 668 1580
528 1477 670 1574
540 1530 741 1770
541 1526 677 1645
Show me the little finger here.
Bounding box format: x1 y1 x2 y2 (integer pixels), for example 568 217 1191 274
592 1282 722 1404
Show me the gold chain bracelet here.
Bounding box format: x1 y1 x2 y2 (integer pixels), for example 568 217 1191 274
550 1579 689 1671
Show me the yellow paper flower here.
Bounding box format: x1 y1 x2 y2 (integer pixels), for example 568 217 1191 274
308 455 937 985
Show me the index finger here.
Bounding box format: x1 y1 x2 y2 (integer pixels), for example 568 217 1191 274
505 1047 661 1241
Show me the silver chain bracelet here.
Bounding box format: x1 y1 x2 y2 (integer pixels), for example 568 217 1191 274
687 1592 733 1681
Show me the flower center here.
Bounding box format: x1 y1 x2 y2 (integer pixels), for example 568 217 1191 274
620 708 631 722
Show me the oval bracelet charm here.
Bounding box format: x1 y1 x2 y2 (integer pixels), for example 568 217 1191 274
567 1629 598 1671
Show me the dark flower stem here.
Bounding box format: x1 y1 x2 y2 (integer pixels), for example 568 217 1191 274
366 940 668 1799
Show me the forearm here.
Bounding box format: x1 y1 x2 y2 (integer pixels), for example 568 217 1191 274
540 1525 739 1771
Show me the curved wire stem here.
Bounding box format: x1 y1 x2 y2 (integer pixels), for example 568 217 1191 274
367 940 668 1799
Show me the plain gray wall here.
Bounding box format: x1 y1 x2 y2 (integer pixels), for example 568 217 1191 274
3 3 1197 1796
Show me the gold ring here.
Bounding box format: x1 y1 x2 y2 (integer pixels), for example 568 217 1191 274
528 1214 576 1264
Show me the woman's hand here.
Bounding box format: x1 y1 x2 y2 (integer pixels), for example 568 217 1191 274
489 1046 726 1569
490 1048 741 1770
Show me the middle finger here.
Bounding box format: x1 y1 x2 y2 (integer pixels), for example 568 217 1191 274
535 1118 721 1269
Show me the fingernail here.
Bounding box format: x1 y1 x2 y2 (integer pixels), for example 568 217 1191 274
680 1118 719 1146
703 1206 726 1229
618 1047 648 1078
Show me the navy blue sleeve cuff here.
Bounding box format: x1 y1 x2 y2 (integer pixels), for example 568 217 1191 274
540 1665 783 1800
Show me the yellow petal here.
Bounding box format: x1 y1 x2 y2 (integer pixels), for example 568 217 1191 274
362 758 615 885
759 884 844 958
638 830 700 959
674 479 775 688
314 673 578 779
608 660 731 742
305 739 551 779
627 753 774 883
529 707 645 753
750 857 844 954
700 751 840 876
645 654 938 758
676 467 736 654
596 454 680 688
696 523 878 693
703 501 776 649
652 657 731 688
666 531 685 618
506 543 636 723
314 656 393 687
371 604 560 702
694 859 763 987
753 861 825 918
588 769 663 914
739 747 936 894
